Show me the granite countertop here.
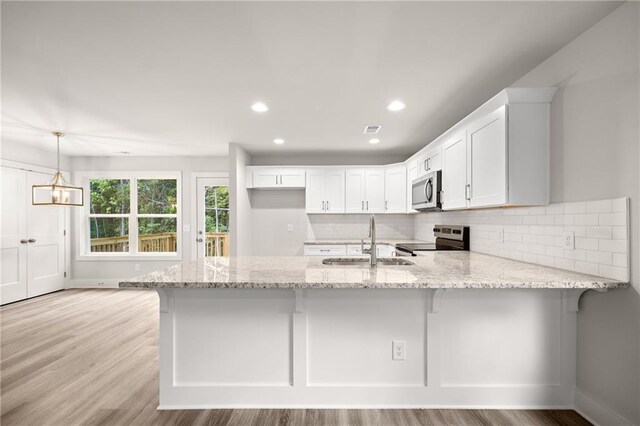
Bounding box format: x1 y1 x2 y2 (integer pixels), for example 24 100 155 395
304 239 425 246
119 252 627 290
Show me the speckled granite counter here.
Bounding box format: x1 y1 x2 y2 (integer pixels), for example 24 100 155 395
119 251 626 289
303 239 424 246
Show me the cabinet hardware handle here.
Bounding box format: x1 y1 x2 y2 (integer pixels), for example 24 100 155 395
322 201 325 211
465 184 471 201
326 200 329 210
20 239 28 244
362 201 364 211
276 176 278 185
385 200 388 211
366 201 369 211
28 239 36 243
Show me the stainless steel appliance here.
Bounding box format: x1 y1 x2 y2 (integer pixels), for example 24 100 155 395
395 225 469 256
411 170 441 211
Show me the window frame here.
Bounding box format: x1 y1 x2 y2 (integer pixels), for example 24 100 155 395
76 171 182 261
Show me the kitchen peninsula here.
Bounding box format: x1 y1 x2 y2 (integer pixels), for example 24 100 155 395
120 253 625 409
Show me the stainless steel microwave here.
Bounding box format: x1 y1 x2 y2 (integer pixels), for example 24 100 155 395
412 170 442 211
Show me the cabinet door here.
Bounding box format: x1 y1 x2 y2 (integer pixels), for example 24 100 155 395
384 166 406 213
324 169 345 213
442 130 468 210
252 168 281 188
280 169 306 188
407 162 418 212
428 148 442 171
345 169 366 213
26 171 65 298
468 106 507 208
305 169 326 214
1 167 28 305
416 155 428 177
364 169 385 213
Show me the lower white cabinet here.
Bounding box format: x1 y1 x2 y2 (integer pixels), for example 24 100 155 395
305 244 396 257
303 245 347 256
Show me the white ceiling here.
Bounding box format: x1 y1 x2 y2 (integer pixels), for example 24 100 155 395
1 1 621 158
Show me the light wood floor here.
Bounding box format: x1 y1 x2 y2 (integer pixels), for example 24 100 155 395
1 289 591 426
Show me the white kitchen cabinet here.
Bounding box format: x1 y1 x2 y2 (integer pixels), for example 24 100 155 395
417 147 441 176
384 165 406 213
248 167 305 189
441 98 551 210
304 245 347 256
467 106 507 208
305 168 345 214
442 130 469 210
406 161 418 212
344 168 385 213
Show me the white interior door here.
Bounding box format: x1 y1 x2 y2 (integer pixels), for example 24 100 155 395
1 167 28 305
26 171 65 298
196 177 229 260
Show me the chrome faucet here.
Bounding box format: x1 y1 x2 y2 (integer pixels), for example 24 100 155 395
361 214 377 267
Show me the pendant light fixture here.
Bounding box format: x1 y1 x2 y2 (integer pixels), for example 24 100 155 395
32 132 84 206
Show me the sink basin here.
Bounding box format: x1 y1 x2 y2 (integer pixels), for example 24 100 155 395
322 258 414 266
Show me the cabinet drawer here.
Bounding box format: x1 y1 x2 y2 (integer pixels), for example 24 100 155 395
304 245 347 256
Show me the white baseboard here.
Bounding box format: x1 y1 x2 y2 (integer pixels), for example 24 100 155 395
575 388 634 426
69 279 120 289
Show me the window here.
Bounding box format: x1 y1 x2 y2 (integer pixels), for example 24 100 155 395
81 172 181 258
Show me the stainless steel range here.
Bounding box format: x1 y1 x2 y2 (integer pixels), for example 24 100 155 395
395 225 469 256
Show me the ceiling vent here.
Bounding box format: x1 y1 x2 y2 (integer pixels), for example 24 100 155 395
363 124 382 134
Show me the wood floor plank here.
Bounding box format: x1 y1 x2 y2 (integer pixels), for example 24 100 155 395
1 289 592 425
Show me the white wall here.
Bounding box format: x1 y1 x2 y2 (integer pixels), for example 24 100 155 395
414 3 639 422
514 3 639 424
0 138 71 170
229 144 252 256
69 155 227 282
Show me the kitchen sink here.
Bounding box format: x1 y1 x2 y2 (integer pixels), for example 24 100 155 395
322 258 415 266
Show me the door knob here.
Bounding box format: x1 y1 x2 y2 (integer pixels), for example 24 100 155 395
196 238 203 242
28 239 36 243
20 239 28 244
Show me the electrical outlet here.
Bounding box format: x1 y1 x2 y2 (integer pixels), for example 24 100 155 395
562 231 575 250
392 340 406 361
134 263 141 272
287 224 293 232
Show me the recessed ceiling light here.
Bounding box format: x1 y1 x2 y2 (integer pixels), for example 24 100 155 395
369 138 380 145
387 100 406 111
273 138 285 145
251 102 269 113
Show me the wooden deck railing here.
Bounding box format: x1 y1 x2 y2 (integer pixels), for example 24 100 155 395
91 232 229 256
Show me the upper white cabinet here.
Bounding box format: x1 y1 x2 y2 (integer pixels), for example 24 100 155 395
406 161 418 212
248 167 305 189
417 146 442 176
306 169 345 214
468 106 507 208
441 130 468 210
384 165 407 213
345 168 385 213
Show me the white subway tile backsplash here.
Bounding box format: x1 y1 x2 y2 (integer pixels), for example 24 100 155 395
585 226 612 239
413 197 629 282
586 200 612 213
598 239 628 254
574 214 599 226
599 212 627 226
